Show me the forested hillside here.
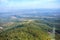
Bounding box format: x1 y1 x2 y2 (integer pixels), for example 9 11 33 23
0 20 52 40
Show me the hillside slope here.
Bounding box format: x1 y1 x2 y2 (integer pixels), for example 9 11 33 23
0 20 53 40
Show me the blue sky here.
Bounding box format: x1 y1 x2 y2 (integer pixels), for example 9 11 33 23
0 0 60 12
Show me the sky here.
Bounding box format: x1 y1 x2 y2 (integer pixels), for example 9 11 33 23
0 0 60 12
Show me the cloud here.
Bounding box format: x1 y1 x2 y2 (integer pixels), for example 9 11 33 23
0 0 60 12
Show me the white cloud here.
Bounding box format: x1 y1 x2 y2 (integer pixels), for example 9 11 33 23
0 0 60 11
47 0 56 1
0 0 8 2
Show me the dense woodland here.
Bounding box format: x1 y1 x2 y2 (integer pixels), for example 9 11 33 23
0 17 60 40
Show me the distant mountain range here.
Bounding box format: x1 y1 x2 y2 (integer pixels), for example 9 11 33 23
0 9 60 18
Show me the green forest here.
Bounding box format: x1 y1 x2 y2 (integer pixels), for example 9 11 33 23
0 18 60 40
